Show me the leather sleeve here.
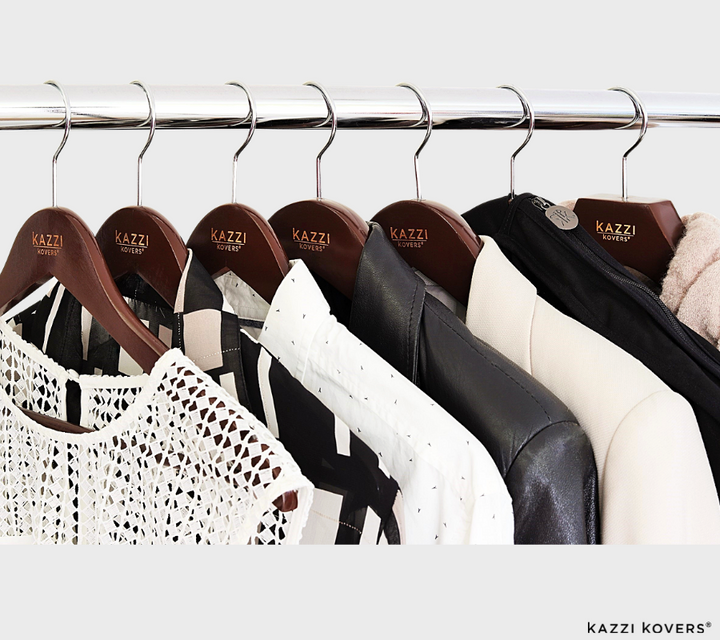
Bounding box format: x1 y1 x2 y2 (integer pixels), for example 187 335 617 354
419 295 600 544
507 421 599 544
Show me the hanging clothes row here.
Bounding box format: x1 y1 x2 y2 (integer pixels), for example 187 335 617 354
0 81 719 544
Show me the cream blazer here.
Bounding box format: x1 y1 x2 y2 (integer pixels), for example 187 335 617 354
463 236 720 544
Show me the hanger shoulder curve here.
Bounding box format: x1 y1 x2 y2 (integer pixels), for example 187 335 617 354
188 202 290 303
372 199 482 305
270 198 369 300
95 205 188 307
0 207 167 373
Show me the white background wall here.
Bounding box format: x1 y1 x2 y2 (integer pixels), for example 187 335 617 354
1 1 718 637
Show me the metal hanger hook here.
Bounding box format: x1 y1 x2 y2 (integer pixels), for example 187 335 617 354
498 85 535 200
226 82 257 204
304 82 336 199
44 80 71 207
398 83 432 201
130 81 156 207
609 87 648 202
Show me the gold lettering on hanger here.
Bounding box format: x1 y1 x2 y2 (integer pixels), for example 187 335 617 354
210 227 247 252
389 227 428 249
114 230 149 254
32 232 63 256
595 221 636 243
292 228 330 252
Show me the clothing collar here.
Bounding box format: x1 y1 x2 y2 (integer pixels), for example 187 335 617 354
466 236 537 372
174 249 235 316
462 192 516 236
199 224 429 383
348 222 425 381
171 251 256 407
258 260 333 381
173 251 331 383
463 192 565 238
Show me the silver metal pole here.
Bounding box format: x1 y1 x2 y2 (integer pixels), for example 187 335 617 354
1 86 720 131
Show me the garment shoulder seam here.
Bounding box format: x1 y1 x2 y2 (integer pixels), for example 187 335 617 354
504 419 584 478
424 300 557 425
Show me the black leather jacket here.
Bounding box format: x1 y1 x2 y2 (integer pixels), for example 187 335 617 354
326 222 600 544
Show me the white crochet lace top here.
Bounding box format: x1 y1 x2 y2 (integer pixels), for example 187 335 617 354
0 320 313 544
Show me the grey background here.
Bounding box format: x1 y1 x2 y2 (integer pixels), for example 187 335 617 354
1 0 718 636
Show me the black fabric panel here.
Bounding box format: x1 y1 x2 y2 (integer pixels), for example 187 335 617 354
116 273 167 308
45 289 84 375
65 379 81 426
173 313 184 350
85 319 122 376
268 357 401 544
14 283 63 352
236 333 265 424
314 272 352 328
181 263 224 313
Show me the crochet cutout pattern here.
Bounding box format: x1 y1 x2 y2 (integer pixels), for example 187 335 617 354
0 326 312 544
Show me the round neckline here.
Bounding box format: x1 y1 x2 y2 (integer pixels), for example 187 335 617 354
0 319 185 444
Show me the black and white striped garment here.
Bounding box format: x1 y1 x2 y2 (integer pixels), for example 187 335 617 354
11 254 405 545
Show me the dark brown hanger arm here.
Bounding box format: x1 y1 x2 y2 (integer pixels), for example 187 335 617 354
270 198 368 300
96 206 188 308
188 202 290 304
0 207 167 374
20 408 93 434
372 199 482 305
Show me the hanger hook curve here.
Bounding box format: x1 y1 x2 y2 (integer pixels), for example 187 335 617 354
130 81 156 207
304 82 336 199
398 83 432 201
497 85 535 200
225 82 257 204
44 80 71 208
609 87 648 201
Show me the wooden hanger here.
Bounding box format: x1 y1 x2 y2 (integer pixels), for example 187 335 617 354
95 82 187 308
0 82 166 433
574 88 684 286
372 84 482 306
269 82 368 300
0 207 168 374
188 82 290 303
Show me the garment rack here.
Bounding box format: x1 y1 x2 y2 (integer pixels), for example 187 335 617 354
1 86 720 131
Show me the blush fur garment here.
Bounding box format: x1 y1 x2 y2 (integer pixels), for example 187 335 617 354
660 212 720 348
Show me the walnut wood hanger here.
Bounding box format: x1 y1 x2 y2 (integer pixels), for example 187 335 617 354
0 82 166 433
574 88 684 286
0 205 168 372
372 84 481 306
96 82 187 308
269 82 368 300
0 209 170 371
189 82 290 303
